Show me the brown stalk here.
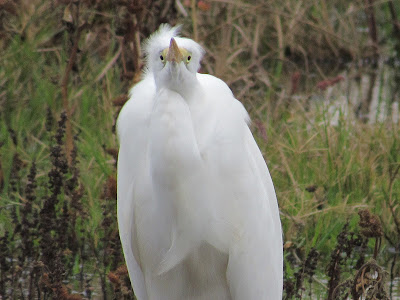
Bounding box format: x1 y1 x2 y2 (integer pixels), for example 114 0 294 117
125 7 142 75
358 71 377 122
275 14 284 63
61 2 85 166
319 0 339 57
388 164 400 236
387 0 400 43
364 0 379 63
191 0 198 41
132 15 142 72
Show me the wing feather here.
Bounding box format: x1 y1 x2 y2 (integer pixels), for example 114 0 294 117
117 75 155 300
197 74 283 299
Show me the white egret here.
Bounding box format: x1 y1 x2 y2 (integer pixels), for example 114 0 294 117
117 24 283 300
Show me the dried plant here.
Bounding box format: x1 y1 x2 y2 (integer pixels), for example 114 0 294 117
0 0 399 299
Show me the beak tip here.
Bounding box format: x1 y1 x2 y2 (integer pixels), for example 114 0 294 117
167 37 183 63
169 38 177 48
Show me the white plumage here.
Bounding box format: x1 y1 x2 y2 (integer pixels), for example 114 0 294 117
117 25 283 300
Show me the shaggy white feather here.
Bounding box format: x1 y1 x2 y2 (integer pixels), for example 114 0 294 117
117 24 283 300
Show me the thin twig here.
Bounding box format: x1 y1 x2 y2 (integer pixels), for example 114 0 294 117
95 47 122 82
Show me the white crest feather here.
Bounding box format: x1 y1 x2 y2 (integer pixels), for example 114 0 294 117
144 24 182 57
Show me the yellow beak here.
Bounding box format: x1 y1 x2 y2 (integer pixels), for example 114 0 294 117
166 38 183 63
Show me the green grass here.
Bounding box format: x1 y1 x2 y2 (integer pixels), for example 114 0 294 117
0 0 399 299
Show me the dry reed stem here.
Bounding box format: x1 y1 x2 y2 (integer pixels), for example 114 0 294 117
275 14 284 62
61 3 86 166
191 0 198 41
388 164 400 236
388 0 400 43
364 0 379 63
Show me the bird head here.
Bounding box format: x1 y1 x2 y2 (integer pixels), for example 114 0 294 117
144 25 204 96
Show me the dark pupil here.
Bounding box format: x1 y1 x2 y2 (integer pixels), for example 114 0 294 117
160 55 164 60
188 56 191 61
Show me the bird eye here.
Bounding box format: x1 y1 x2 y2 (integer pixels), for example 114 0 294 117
187 56 191 62
160 55 164 61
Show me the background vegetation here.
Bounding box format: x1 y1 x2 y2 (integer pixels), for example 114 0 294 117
0 0 399 299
